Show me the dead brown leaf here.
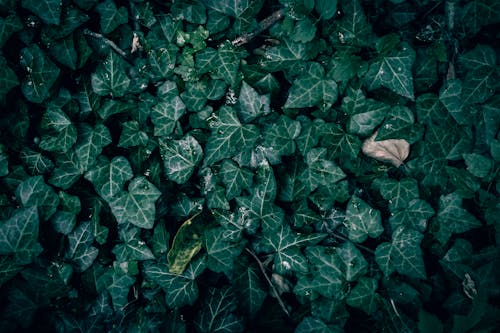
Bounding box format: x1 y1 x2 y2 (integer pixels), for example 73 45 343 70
362 131 410 167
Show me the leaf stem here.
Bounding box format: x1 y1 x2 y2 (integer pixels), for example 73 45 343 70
245 247 290 317
83 28 128 58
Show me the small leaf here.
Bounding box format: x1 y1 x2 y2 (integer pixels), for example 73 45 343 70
95 0 128 34
66 221 98 272
346 277 381 315
237 81 270 123
362 131 410 167
159 135 203 184
345 195 383 243
204 227 244 275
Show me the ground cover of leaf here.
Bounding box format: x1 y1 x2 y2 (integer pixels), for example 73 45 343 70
0 0 499 332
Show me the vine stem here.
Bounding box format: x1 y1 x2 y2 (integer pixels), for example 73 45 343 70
232 9 286 46
83 28 128 58
245 248 290 317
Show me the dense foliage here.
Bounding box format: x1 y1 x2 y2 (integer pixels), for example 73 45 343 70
0 0 499 332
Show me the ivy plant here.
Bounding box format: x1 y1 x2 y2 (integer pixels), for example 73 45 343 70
1 0 499 332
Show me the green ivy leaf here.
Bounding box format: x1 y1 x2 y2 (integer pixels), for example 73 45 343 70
91 50 130 97
118 121 149 148
463 153 493 178
262 115 301 158
233 259 266 318
389 199 435 233
16 176 59 222
315 0 337 20
346 277 381 315
285 62 338 109
237 81 270 123
295 246 345 299
194 286 244 333
342 88 389 136
345 195 383 243
204 106 259 166
143 258 206 308
39 108 77 153
196 43 241 86
84 156 134 202
432 193 482 244
19 44 60 103
295 317 337 333
219 160 253 200
19 148 54 175
375 226 426 279
75 124 112 172
0 56 19 103
0 15 23 48
0 207 42 265
259 225 326 275
107 270 135 311
365 42 416 100
334 0 372 47
373 177 420 211
66 221 98 272
21 0 62 25
159 135 203 184
204 227 245 275
304 148 346 189
95 0 128 34
108 177 161 229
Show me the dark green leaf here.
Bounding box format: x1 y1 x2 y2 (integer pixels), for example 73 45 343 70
159 135 203 184
0 56 19 103
285 62 338 109
345 195 383 243
75 124 112 172
220 160 253 200
66 221 98 272
85 157 134 203
346 277 381 315
22 0 62 25
16 176 59 222
204 106 259 166
433 193 482 244
365 43 416 100
20 44 60 103
237 81 270 123
205 227 244 275
95 0 128 34
375 226 426 279
194 287 244 333
0 207 41 264
109 177 161 229
91 50 130 97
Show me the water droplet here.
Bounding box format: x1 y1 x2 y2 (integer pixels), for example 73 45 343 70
397 67 402 71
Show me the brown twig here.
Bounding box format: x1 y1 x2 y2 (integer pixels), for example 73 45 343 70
232 9 286 46
83 28 128 58
245 247 290 317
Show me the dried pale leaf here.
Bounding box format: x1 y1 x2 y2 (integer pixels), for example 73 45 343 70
362 131 409 167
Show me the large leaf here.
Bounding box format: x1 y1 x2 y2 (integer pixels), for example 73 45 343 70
375 226 426 279
203 106 259 166
22 0 62 25
285 62 338 109
0 207 42 264
204 227 244 275
159 135 203 184
219 159 253 200
295 246 345 299
108 177 161 229
432 193 482 245
19 44 60 103
84 156 134 202
194 287 244 333
365 42 416 100
196 43 241 86
346 277 381 315
258 225 326 274
233 259 266 318
91 50 130 97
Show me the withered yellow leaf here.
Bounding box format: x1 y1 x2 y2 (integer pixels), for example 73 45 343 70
362 131 410 167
